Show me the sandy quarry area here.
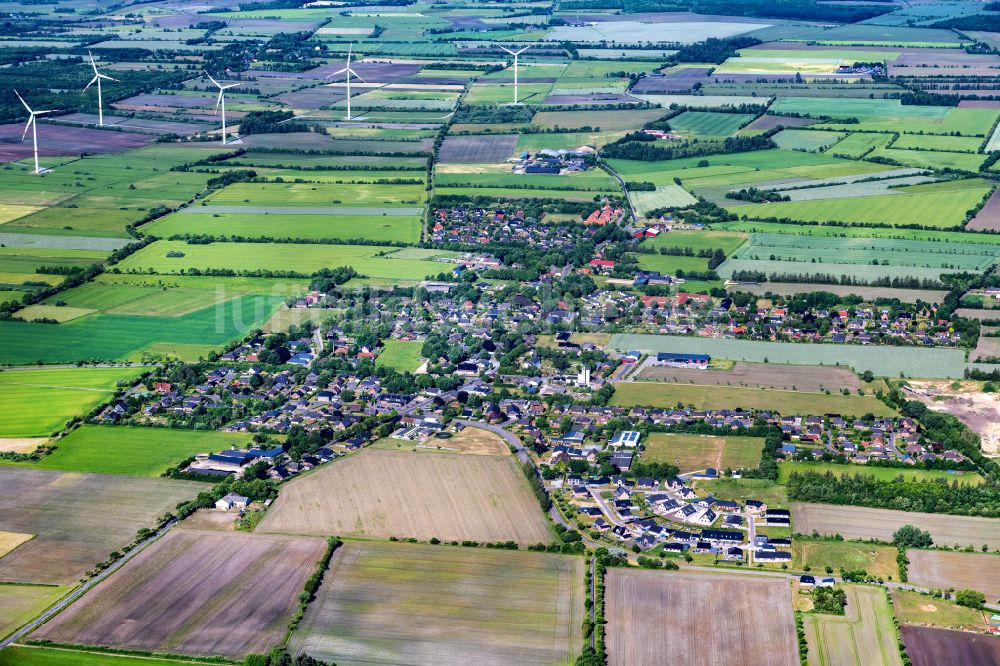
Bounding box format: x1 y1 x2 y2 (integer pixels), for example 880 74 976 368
905 381 1000 456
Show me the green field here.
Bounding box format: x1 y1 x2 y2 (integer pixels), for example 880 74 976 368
826 132 895 158
0 294 285 365
892 589 987 632
636 253 709 274
642 432 763 472
668 111 755 137
645 230 747 254
778 461 984 485
0 425 249 477
717 219 1000 246
803 585 903 666
630 184 697 215
204 181 426 206
0 584 69 642
773 129 844 152
726 185 990 229
143 212 422 243
115 241 454 281
731 233 998 271
0 647 216 666
611 382 895 416
375 340 424 373
793 539 900 579
0 367 144 438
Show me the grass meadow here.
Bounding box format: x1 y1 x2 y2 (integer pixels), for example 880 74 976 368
0 425 250 477
0 367 144 438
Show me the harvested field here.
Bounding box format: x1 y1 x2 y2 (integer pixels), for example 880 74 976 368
34 530 327 659
257 449 552 544
0 468 204 584
630 67 712 93
438 134 518 163
728 282 949 304
52 113 209 136
902 626 1000 666
790 503 1000 550
605 569 798 666
637 361 861 392
288 541 584 666
803 585 902 666
968 188 1000 231
0 583 68 642
0 531 32 558
907 550 1000 602
0 123 151 163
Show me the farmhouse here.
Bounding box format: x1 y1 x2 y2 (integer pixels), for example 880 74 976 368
216 493 249 511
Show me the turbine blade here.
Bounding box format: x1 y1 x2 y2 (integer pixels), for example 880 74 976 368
21 115 33 141
203 71 220 88
347 43 353 62
326 67 349 78
89 50 99 75
499 46 515 55
216 90 224 108
348 69 366 83
13 89 31 114
35 109 57 115
84 75 99 91
515 45 531 55
222 83 239 89
99 74 118 82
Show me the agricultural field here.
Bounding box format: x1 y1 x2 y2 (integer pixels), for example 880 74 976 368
791 503 1000 550
0 366 143 439
779 462 983 485
793 539 900 580
0 468 203 584
0 647 219 666
116 241 452 282
0 425 250 477
901 627 1000 666
605 569 798 666
33 530 327 659
802 585 903 666
637 361 862 393
906 550 1000 602
257 449 553 544
288 541 584 666
612 382 895 416
641 432 763 473
0 583 68 642
610 333 966 378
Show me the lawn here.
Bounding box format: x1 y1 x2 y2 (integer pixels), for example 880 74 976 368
116 241 451 281
0 425 250 477
892 589 987 632
612 382 895 416
792 539 899 579
693 477 789 508
375 340 423 373
0 367 144 438
778 462 984 485
636 253 709 274
645 229 747 255
642 432 763 473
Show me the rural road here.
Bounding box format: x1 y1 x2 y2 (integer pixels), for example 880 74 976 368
601 162 637 225
0 519 177 650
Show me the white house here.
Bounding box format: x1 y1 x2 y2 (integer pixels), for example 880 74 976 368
216 493 250 511
609 431 641 448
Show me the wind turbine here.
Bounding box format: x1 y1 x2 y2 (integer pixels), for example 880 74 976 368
325 44 365 121
14 90 56 175
499 44 531 105
83 50 117 126
204 71 238 144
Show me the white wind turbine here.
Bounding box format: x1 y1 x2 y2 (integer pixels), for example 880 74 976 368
204 71 238 144
84 50 117 126
14 90 56 175
499 44 531 105
325 44 365 121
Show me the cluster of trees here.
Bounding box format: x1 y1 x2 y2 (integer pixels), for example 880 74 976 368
786 471 1000 517
453 104 535 124
730 270 946 290
726 186 791 203
811 586 847 614
601 133 775 162
238 109 309 134
671 36 761 64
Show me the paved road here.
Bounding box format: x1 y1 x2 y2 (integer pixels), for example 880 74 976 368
601 162 637 225
0 519 177 650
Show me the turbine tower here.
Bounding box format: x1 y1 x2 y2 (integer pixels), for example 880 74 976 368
84 51 117 126
499 44 531 105
14 90 56 175
204 71 238 144
325 44 365 121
